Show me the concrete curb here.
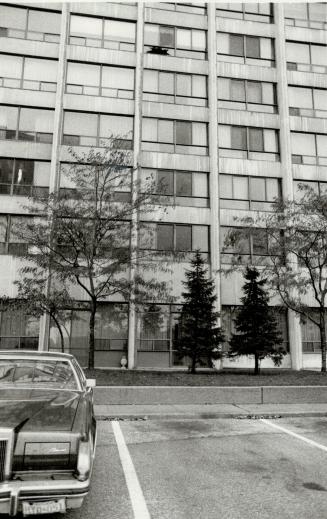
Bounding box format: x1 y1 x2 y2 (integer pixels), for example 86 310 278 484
95 411 327 421
94 385 327 405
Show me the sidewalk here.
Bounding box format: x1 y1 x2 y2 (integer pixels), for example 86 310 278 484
95 402 327 420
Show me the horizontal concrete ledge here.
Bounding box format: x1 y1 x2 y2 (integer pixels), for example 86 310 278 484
94 385 327 405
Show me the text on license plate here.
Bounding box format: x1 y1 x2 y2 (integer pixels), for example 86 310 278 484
22 499 66 516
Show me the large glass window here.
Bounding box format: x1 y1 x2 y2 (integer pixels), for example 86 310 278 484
218 125 279 162
63 111 133 148
139 223 209 253
140 168 209 207
0 307 39 350
288 86 327 117
144 24 207 59
0 214 35 256
0 5 61 43
142 118 208 155
69 14 136 51
220 174 281 211
286 41 327 73
143 70 207 106
285 3 327 30
217 33 275 67
0 106 54 143
0 158 50 196
0 54 57 92
217 3 273 23
220 226 277 264
291 132 327 166
66 62 134 99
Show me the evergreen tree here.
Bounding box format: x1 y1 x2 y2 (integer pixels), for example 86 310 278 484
229 267 286 375
175 250 224 373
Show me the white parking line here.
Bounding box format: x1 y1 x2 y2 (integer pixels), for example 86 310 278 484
112 421 151 519
261 419 327 453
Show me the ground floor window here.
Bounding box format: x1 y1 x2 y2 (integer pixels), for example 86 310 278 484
49 303 128 366
0 307 39 349
301 311 327 353
221 306 289 353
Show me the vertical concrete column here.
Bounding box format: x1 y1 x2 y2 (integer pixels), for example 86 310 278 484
274 4 302 370
127 1 144 369
38 4 69 351
207 3 220 314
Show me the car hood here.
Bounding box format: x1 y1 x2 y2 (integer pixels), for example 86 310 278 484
0 388 81 431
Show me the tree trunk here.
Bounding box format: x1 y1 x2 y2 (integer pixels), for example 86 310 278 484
88 301 97 369
51 314 65 353
319 310 327 372
254 354 260 375
190 356 197 374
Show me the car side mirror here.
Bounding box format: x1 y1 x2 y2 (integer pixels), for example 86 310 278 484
86 378 96 388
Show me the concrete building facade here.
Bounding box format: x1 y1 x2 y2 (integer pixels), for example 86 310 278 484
0 2 327 369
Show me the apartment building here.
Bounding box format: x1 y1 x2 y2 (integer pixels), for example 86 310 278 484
0 2 326 369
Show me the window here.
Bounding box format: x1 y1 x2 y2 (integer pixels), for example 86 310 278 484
142 117 208 155
142 118 208 155
141 169 209 207
0 54 58 92
285 3 327 30
139 223 209 253
144 24 207 59
94 304 128 352
0 5 61 42
220 174 281 211
291 132 327 166
0 158 50 196
62 112 133 148
288 86 327 117
293 180 327 202
0 307 39 350
218 78 277 113
220 226 276 264
69 14 136 51
217 33 275 67
286 41 327 72
221 306 288 354
0 214 35 255
66 62 134 99
0 106 54 143
143 70 207 106
217 3 273 23
149 4 207 15
218 125 279 162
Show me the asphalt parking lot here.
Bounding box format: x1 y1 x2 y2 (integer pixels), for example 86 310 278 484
51 416 327 519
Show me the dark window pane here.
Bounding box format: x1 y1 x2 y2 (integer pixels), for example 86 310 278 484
176 172 192 196
0 159 14 184
252 229 268 255
250 177 265 201
176 122 192 145
175 225 191 251
231 127 247 150
246 36 260 58
249 128 264 151
230 34 244 56
231 80 245 101
247 82 262 103
159 26 175 47
157 170 173 195
157 224 173 250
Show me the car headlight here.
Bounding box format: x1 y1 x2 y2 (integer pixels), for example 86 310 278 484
23 442 71 470
76 439 91 481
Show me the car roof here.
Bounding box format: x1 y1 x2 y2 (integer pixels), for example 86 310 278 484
0 350 74 360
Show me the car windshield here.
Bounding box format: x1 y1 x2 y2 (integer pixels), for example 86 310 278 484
0 359 79 390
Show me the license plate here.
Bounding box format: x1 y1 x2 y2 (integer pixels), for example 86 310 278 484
22 499 66 516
